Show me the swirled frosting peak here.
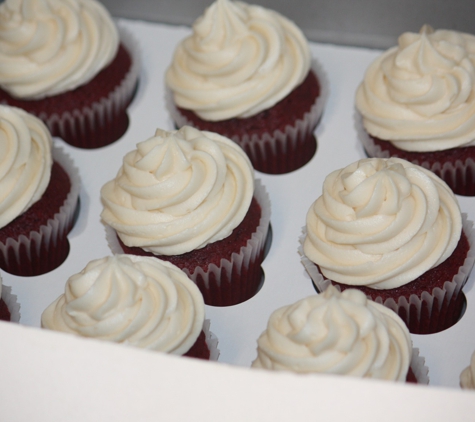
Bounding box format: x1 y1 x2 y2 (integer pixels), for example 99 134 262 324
166 0 311 120
101 126 254 255
356 25 475 151
0 105 52 229
460 351 475 389
0 0 119 99
304 157 462 289
41 254 205 355
252 286 412 381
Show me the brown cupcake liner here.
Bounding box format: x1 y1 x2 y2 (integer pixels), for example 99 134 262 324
1 283 21 323
299 214 475 334
356 111 475 196
38 25 141 149
167 59 329 175
106 179 271 307
0 146 81 276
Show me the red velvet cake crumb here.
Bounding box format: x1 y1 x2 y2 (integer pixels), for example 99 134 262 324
313 232 470 334
118 198 265 306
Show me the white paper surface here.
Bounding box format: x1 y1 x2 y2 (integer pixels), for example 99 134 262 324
2 19 475 420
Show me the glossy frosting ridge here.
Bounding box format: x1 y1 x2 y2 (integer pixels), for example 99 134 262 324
303 157 462 289
41 254 205 355
166 0 311 121
356 25 475 151
0 0 119 99
252 286 412 381
101 126 254 255
0 105 52 229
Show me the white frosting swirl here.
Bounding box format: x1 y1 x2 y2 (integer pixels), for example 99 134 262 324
304 157 462 289
41 254 205 355
166 0 311 121
101 126 254 255
0 0 119 99
252 286 412 381
460 351 475 389
0 105 52 229
356 25 475 151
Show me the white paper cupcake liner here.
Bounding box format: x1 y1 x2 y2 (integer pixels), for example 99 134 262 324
203 319 220 361
356 111 475 196
1 283 20 323
37 24 141 149
0 145 81 276
299 214 475 334
167 59 329 174
411 348 430 385
106 179 271 306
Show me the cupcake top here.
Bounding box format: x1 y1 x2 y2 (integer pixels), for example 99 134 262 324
0 105 52 229
166 0 311 121
41 254 205 355
101 125 254 256
460 351 475 389
355 25 475 152
0 0 119 99
252 286 412 381
303 157 462 289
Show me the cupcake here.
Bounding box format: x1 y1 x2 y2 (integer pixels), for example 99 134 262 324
0 105 80 276
300 157 475 334
252 286 429 384
355 25 475 196
101 125 271 306
0 0 140 149
165 0 327 174
41 254 217 360
460 351 475 389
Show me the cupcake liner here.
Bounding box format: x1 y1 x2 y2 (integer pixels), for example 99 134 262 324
299 214 475 334
106 179 271 307
167 59 329 174
356 111 475 196
38 24 141 149
203 319 220 361
411 348 430 385
1 284 20 323
0 146 81 276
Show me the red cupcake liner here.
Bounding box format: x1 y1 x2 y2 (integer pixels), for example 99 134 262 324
0 146 81 276
35 25 140 149
106 179 271 307
299 214 475 334
356 112 475 196
167 60 329 175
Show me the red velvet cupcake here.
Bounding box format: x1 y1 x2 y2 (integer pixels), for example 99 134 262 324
41 255 219 360
355 25 475 196
101 126 271 306
0 106 80 276
166 0 327 174
0 0 140 149
300 158 475 334
251 287 429 384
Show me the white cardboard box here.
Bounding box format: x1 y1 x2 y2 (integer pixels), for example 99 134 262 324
2 19 475 420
